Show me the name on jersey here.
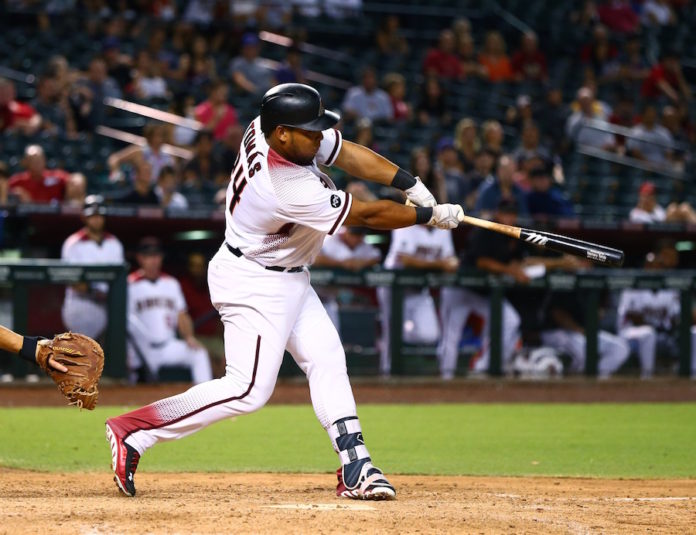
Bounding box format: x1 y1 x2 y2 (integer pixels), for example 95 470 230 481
136 297 177 313
243 122 263 177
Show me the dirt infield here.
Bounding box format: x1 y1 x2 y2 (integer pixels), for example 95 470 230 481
1 469 694 534
1 377 696 407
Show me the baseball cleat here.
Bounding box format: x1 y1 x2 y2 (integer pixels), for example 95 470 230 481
336 462 396 501
106 419 140 497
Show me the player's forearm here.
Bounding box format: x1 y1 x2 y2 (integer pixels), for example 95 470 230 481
399 254 444 270
334 141 399 186
177 313 196 340
344 199 427 230
0 325 23 354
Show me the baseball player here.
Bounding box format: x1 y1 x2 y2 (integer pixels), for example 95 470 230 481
617 243 696 378
61 195 124 340
106 83 464 500
378 225 459 376
126 237 213 384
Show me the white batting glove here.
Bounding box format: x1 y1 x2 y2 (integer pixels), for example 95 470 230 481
427 204 465 230
404 176 437 207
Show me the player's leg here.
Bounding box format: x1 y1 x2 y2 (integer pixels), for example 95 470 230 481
376 287 391 376
541 329 585 373
156 339 213 384
472 297 519 373
286 287 395 500
437 288 471 379
596 331 630 378
62 296 107 339
620 326 656 378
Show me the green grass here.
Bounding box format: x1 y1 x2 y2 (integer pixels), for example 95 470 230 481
1 404 695 478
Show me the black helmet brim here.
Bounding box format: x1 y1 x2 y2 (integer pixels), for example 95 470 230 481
284 109 340 132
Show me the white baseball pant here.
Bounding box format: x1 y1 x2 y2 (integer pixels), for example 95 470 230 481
541 329 630 377
62 295 107 340
620 325 696 377
119 246 357 454
127 338 213 385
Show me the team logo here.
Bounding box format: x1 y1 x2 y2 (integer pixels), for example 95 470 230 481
330 194 341 208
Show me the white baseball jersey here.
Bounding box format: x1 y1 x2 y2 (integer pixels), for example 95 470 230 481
383 226 455 269
127 271 187 344
617 289 680 332
61 229 124 296
224 116 350 268
320 232 381 262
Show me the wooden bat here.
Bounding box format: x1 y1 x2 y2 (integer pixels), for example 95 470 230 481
461 215 624 267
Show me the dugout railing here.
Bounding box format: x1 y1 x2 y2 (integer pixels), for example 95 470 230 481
0 261 693 379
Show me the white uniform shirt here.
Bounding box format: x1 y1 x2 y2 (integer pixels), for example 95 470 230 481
61 229 124 297
224 116 350 268
617 289 680 332
128 271 187 344
320 232 381 262
383 226 455 269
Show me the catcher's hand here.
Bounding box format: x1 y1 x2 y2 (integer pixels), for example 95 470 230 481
35 332 105 410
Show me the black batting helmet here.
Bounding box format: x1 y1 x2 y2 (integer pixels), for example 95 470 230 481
260 83 340 135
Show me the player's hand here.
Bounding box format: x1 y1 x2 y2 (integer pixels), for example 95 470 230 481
441 257 460 272
35 341 69 373
185 336 203 350
404 176 436 208
427 203 465 230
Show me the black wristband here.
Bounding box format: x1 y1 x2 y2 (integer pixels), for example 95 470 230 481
390 168 417 191
415 207 433 225
18 336 40 364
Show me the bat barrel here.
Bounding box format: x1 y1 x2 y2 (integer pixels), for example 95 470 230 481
520 229 624 267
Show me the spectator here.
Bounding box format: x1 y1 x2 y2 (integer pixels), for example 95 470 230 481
538 88 569 154
172 95 199 146
626 104 674 165
383 73 411 123
132 51 169 101
61 194 124 340
8 145 69 204
102 37 133 91
213 123 243 183
184 130 222 186
475 154 529 217
566 87 615 149
156 166 189 209
598 0 640 34
64 172 87 208
513 122 551 164
0 161 9 205
194 80 239 141
354 118 378 151
378 224 459 376
465 148 498 211
456 33 487 79
0 78 41 135
423 29 463 80
229 33 275 95
117 160 160 205
526 165 574 218
481 119 505 156
181 35 217 91
454 117 479 171
31 74 74 136
274 46 307 85
504 94 535 138
612 36 649 88
342 67 393 123
434 137 466 204
641 0 676 27
628 181 696 224
608 94 637 150
478 31 514 83
375 15 409 57
108 122 176 184
661 105 691 167
511 31 548 83
641 49 692 104
410 147 447 205
452 17 472 44
617 241 696 379
70 57 122 131
416 76 450 126
127 236 213 384
580 25 619 80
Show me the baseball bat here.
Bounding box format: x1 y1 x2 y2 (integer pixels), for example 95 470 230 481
461 215 624 267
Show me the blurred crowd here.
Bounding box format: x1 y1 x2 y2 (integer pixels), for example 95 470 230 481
0 0 694 222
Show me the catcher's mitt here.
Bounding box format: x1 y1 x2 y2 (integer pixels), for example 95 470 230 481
36 332 104 410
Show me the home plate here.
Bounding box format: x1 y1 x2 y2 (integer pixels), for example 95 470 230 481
263 503 376 511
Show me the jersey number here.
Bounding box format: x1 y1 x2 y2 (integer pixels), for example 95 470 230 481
228 165 248 216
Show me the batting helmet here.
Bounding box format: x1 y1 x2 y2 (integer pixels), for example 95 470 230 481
260 83 340 135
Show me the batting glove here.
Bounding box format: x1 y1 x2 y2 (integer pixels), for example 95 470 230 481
404 177 437 208
427 204 465 230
